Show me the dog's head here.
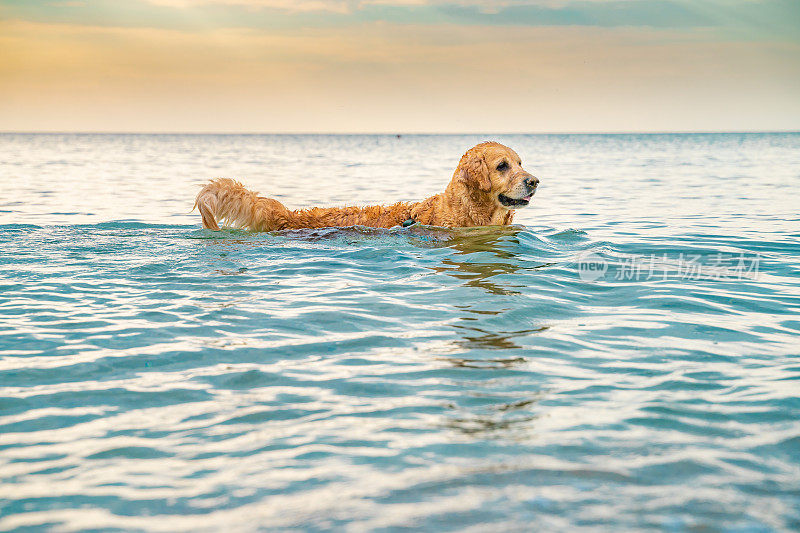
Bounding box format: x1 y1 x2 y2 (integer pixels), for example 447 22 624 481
455 142 539 209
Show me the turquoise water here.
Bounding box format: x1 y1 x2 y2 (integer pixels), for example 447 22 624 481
1 133 799 531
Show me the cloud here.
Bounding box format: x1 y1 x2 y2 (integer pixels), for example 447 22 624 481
5 0 797 40
139 0 538 13
139 0 756 12
144 0 354 12
139 0 556 9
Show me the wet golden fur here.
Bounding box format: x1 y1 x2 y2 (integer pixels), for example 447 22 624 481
194 142 538 231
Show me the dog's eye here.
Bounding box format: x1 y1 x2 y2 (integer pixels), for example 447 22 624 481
496 161 509 171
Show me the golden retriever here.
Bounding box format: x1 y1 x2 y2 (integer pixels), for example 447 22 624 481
194 141 538 231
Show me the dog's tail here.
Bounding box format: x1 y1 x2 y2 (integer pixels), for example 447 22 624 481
194 178 262 231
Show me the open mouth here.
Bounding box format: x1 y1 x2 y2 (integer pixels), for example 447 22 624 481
498 193 533 208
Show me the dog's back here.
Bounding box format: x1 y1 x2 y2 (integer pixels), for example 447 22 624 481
195 178 414 231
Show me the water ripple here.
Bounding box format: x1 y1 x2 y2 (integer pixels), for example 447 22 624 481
1 133 799 531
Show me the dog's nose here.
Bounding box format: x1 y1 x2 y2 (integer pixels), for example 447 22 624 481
524 175 539 189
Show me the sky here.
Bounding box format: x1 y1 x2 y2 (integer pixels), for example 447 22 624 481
1 0 798 133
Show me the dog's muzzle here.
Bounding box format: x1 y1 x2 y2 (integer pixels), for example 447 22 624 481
498 173 539 208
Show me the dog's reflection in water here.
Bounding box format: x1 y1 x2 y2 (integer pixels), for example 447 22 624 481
430 227 552 439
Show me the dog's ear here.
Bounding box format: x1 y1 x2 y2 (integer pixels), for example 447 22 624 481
458 152 492 192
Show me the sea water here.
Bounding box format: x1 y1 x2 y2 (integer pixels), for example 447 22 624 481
0 133 798 530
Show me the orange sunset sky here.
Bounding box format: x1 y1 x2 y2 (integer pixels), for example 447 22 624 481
1 0 799 132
